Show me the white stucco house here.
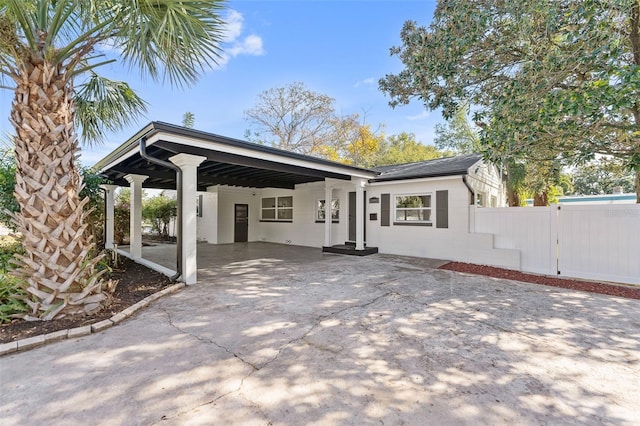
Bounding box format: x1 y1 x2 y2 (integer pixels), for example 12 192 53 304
95 122 517 284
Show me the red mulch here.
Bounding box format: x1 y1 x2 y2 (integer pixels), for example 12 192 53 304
439 262 640 300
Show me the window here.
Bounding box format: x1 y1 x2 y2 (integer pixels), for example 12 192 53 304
316 199 339 222
196 195 203 217
261 196 293 221
476 192 485 207
394 194 432 224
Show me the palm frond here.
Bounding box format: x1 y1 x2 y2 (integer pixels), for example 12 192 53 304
74 72 148 145
115 0 226 87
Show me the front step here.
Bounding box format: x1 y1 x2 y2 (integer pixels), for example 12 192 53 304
322 245 378 256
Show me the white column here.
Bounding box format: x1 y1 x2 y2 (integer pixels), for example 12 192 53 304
324 183 333 247
170 153 207 285
355 178 366 250
124 174 148 259
101 184 118 250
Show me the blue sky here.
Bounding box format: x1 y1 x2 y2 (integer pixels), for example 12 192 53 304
0 0 441 167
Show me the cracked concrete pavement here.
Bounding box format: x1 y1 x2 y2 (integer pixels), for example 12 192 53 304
1 242 639 425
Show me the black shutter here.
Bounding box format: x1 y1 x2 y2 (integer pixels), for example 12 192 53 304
436 190 448 229
381 193 390 226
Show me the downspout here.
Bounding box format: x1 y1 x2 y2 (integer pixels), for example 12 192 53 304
98 186 107 250
463 175 476 234
139 137 182 282
462 175 475 206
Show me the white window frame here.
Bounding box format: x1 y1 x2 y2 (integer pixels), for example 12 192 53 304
261 196 293 221
316 198 340 223
393 193 433 225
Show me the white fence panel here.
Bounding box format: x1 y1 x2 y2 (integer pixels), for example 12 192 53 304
558 204 640 284
472 206 556 275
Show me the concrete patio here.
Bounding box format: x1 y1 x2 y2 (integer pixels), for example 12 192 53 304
1 242 639 425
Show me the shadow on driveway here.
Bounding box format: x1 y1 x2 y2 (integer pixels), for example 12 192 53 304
2 243 639 425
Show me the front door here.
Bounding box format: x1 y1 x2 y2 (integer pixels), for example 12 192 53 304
234 204 249 242
348 191 366 243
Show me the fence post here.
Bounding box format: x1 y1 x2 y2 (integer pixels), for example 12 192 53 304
550 204 560 275
469 205 476 233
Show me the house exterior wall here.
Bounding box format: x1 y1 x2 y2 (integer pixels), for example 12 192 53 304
257 181 348 247
216 186 261 244
466 161 504 207
197 190 218 243
365 175 518 268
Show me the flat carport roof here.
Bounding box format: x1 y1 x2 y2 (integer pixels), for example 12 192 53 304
94 121 377 190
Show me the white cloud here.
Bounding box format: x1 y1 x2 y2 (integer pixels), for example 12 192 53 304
406 111 430 121
222 10 244 43
354 78 375 88
228 35 265 57
216 10 265 67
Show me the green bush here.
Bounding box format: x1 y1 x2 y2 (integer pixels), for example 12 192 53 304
0 235 23 272
0 236 28 322
0 273 28 323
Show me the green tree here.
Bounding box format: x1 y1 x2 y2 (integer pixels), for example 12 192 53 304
376 132 444 166
571 157 636 195
182 111 195 128
0 0 226 320
434 103 481 154
0 146 18 229
114 188 131 245
379 0 640 202
323 114 386 168
142 194 177 239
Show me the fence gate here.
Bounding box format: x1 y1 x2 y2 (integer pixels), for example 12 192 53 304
557 204 640 284
473 204 640 285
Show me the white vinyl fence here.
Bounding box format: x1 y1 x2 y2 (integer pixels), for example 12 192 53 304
471 204 640 285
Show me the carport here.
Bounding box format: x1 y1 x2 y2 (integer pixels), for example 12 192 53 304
94 122 376 284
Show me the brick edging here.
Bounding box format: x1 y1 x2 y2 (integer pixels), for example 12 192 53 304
0 283 186 357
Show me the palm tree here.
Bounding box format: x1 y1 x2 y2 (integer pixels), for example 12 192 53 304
0 0 225 320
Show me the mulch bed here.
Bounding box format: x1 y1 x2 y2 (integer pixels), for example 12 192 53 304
0 257 173 344
440 262 640 300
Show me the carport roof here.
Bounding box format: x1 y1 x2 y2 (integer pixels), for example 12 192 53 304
94 122 376 190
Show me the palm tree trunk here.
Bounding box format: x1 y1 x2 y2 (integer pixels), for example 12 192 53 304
533 191 549 206
10 60 106 320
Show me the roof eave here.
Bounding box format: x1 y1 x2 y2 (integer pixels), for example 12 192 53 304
370 170 469 183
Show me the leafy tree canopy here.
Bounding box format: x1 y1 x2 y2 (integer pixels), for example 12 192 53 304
434 102 481 154
376 132 445 166
380 0 640 202
571 157 636 195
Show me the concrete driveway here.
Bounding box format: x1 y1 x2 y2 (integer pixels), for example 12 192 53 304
1 242 639 425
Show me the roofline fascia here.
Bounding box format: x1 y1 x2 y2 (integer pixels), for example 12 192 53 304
92 121 378 179
369 171 469 184
93 122 159 172
150 121 377 174
367 173 467 186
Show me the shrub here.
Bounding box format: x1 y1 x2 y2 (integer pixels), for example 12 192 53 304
0 235 23 272
0 273 28 323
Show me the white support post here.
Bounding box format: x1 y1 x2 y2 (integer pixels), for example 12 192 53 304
170 153 207 285
355 178 366 250
124 174 148 259
101 184 118 250
324 183 333 247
